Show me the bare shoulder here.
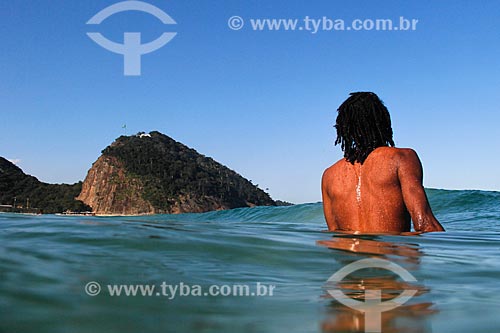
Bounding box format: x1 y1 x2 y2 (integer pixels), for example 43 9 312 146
395 147 419 157
371 146 416 157
393 148 423 181
394 148 421 167
322 163 335 183
372 147 420 164
322 159 345 187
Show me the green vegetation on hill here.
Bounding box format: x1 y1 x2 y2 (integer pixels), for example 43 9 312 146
102 131 275 211
0 157 90 214
1 131 276 214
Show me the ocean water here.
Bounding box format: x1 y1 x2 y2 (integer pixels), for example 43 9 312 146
1 188 500 333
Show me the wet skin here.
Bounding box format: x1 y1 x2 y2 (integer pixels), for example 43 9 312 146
321 147 445 233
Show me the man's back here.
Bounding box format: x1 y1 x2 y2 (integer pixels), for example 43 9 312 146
322 147 444 233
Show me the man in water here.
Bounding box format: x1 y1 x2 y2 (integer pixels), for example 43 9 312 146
322 92 444 233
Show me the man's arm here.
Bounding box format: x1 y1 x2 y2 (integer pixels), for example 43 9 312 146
398 149 445 232
321 169 338 231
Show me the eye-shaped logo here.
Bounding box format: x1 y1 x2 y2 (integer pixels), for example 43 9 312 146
325 258 418 333
86 1 177 76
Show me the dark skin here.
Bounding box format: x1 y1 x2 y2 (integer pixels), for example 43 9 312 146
322 147 444 233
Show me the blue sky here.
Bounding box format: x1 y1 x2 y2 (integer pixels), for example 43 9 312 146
1 0 499 203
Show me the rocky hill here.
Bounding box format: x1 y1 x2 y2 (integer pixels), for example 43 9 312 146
0 157 90 214
77 131 275 215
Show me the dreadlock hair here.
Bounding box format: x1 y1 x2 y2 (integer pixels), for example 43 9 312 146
335 92 395 164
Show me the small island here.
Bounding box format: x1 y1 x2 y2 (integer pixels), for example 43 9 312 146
1 131 277 215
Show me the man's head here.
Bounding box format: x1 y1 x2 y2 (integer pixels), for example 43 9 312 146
335 92 395 164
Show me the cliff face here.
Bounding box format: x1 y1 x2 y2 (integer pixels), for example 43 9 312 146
77 131 275 215
76 156 155 215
